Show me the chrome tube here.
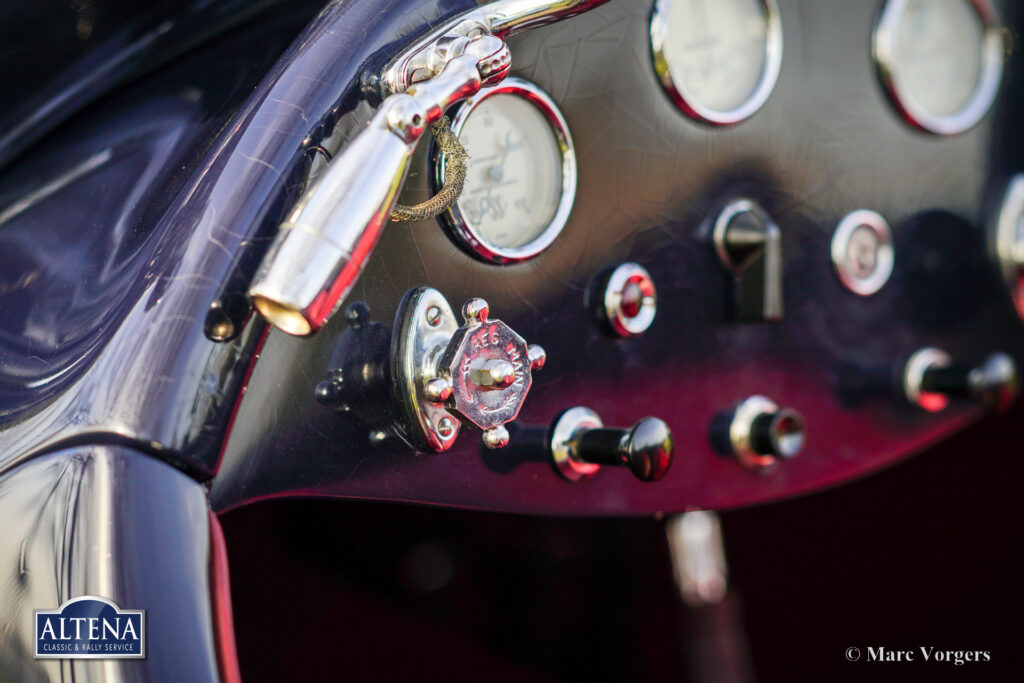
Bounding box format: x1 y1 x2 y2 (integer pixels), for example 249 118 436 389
249 104 414 336
249 37 508 336
251 0 612 336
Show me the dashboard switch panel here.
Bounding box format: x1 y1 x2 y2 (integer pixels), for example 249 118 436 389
713 199 783 322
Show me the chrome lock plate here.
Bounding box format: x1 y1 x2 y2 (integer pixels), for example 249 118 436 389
393 288 545 451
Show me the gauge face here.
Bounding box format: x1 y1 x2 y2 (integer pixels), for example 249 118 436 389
874 0 1003 135
650 0 783 125
438 78 576 264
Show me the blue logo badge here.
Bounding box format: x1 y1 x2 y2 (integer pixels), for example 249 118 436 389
34 596 145 659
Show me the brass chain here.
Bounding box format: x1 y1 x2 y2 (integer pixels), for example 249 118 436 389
391 116 469 222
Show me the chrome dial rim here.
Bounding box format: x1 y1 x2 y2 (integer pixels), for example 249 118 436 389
435 77 577 264
650 0 783 126
873 0 1004 136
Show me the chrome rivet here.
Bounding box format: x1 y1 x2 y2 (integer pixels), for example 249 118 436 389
602 263 657 338
831 210 894 296
437 417 455 437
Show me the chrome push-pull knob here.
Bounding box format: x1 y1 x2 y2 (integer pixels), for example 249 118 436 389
714 199 783 322
905 348 1018 413
712 396 805 470
394 288 545 452
550 407 674 482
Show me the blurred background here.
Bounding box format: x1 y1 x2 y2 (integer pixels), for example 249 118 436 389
221 399 1024 682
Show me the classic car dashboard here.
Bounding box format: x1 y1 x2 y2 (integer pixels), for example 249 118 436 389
206 0 1024 514
0 1 1022 681
0 0 1020 517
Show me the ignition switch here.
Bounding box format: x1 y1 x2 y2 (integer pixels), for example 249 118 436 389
393 288 545 451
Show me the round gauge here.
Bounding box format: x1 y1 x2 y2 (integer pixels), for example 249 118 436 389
650 0 783 125
873 0 1004 135
436 78 576 264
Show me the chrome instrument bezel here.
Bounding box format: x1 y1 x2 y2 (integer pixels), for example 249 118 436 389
550 406 603 482
873 0 1004 136
991 174 1024 320
650 0 783 126
603 262 658 338
729 395 787 470
435 77 577 264
904 347 952 412
831 210 895 297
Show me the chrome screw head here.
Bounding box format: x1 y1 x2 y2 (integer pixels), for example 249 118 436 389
425 305 442 327
437 417 456 438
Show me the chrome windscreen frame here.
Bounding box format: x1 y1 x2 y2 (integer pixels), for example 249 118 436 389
650 0 783 126
873 0 1004 136
434 77 577 264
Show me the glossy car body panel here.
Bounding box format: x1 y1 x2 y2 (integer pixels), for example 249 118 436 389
0 0 474 479
0 446 224 682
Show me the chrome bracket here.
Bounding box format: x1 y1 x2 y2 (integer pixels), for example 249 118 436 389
372 0 611 99
392 288 545 452
251 0 611 336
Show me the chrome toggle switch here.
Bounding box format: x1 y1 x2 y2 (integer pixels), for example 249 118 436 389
550 407 674 482
904 348 1018 413
394 288 545 451
712 396 805 470
714 199 783 322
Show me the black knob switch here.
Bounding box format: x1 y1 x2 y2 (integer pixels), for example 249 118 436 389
906 349 1018 413
550 407 674 482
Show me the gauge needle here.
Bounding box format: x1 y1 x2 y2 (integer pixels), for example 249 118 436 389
474 132 522 222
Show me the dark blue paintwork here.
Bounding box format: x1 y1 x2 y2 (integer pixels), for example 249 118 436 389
0 0 474 479
0 445 221 682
